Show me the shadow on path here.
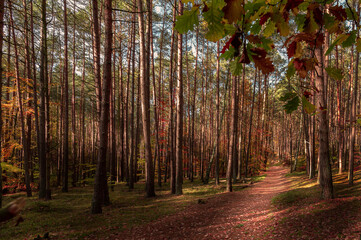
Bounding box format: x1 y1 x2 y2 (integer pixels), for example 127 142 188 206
115 166 292 240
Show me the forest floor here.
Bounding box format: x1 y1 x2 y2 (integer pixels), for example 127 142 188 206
117 166 361 240
2 166 361 239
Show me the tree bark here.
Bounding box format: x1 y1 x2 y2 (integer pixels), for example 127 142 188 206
0 0 4 208
91 0 112 214
227 74 238 192
137 0 156 197
62 0 69 193
315 45 334 199
39 0 48 200
175 0 184 195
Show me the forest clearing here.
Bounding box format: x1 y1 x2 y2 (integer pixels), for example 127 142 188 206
2 0 361 239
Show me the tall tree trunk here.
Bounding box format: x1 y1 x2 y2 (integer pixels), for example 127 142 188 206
336 44 344 174
71 0 77 187
215 41 220 185
0 0 5 207
227 74 238 192
169 0 177 193
62 0 69 193
91 0 112 214
175 0 184 195
315 45 334 199
39 0 48 200
137 0 156 197
23 0 32 197
128 11 136 189
190 27 199 182
349 23 359 185
245 70 257 178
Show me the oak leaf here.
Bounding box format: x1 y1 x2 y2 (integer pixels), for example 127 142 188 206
250 48 274 75
222 0 244 24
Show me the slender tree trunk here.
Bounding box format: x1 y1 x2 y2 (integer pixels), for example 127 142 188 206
128 11 136 189
0 0 5 207
215 41 220 185
23 0 32 197
336 44 344 174
169 0 177 193
137 0 156 197
175 0 184 195
315 45 334 199
349 24 359 185
39 0 48 200
227 74 238 192
62 0 69 193
245 70 257 178
190 27 199 182
91 0 112 214
71 0 77 187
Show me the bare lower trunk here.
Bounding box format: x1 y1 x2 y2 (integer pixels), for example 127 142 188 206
315 46 334 199
137 0 155 197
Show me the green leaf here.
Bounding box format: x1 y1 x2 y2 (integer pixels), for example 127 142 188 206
325 66 343 81
298 2 309 11
295 14 306 32
263 20 276 37
286 63 296 80
325 34 348 55
356 38 361 52
342 30 357 48
280 92 300 114
230 57 242 76
323 13 335 31
261 37 274 51
250 21 262 35
224 23 237 36
175 7 199 34
211 0 226 9
283 96 300 114
203 2 225 42
284 97 300 114
280 92 297 102
346 7 358 22
221 46 236 60
302 96 316 114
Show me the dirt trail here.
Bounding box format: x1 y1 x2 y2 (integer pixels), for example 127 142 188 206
116 166 291 240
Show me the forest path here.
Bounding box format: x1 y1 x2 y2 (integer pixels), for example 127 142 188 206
117 166 291 240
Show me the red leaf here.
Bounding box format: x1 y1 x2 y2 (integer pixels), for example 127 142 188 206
246 34 262 44
202 2 209 12
294 58 304 70
312 4 323 26
287 41 297 58
250 48 274 75
285 0 304 11
221 34 236 54
260 13 271 25
250 47 267 59
222 0 244 24
303 90 313 99
329 6 347 21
